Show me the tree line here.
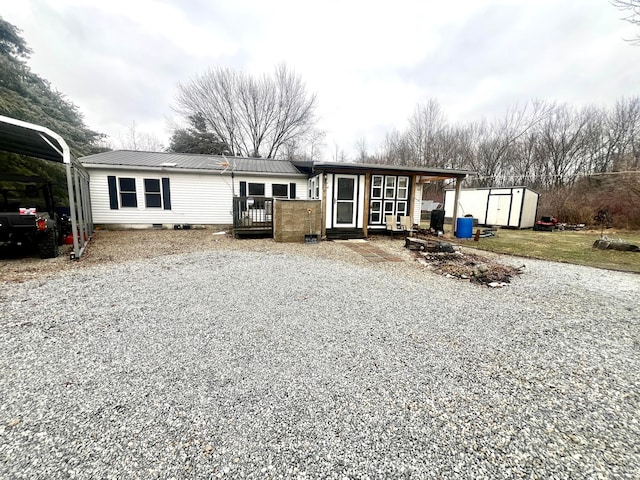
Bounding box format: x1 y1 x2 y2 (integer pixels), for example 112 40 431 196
359 97 640 190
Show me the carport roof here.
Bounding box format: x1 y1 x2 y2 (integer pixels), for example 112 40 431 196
81 150 306 175
0 115 70 163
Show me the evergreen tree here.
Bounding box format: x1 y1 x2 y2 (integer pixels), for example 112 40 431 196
0 17 106 202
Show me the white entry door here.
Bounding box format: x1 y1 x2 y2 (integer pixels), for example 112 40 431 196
333 175 357 227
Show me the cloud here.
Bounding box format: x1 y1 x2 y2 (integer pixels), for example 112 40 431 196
3 0 640 158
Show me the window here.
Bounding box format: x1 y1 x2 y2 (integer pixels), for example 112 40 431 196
119 177 137 207
248 183 265 196
384 176 396 198
383 200 395 218
248 182 265 209
371 175 383 199
368 175 411 226
144 179 162 208
272 184 288 198
108 176 171 210
397 177 409 200
396 201 408 221
309 177 320 199
370 200 382 224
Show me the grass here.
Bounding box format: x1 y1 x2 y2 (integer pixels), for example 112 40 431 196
444 227 640 273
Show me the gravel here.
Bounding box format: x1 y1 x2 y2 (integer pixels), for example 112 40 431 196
1 245 639 479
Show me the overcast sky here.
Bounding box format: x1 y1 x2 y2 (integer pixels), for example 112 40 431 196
3 0 639 159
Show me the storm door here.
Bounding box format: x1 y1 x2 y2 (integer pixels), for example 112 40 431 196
333 174 357 227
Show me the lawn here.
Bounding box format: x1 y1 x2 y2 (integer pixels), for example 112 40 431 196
447 227 640 273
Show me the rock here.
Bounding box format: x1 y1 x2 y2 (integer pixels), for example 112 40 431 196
7 418 21 427
593 239 639 252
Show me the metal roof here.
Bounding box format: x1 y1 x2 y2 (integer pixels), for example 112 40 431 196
80 150 306 175
0 115 70 163
79 151 475 179
312 161 474 178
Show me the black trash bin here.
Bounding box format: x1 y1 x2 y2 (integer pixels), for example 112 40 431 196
430 209 445 231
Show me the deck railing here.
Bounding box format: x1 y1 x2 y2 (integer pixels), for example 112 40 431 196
232 196 273 236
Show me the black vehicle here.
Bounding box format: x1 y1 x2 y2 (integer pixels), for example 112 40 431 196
0 175 70 258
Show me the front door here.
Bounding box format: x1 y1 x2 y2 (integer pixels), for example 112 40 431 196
333 175 357 227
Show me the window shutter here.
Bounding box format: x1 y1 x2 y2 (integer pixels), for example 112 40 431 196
107 176 118 209
240 181 247 197
289 183 296 199
161 177 171 210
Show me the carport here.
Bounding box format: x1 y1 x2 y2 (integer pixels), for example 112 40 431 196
0 115 92 259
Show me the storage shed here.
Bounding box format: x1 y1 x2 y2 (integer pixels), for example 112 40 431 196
444 186 539 229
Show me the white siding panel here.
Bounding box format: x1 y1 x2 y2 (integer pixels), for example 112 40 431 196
444 189 490 223
88 168 234 224
325 173 334 229
88 168 307 225
508 188 524 227
413 184 422 224
520 189 539 228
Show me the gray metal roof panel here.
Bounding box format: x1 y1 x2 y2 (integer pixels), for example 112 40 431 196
312 161 475 177
80 150 304 174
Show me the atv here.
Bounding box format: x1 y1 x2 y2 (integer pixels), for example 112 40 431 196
0 175 70 258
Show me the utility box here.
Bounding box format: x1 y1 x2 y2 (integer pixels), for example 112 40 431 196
273 199 322 242
444 186 539 229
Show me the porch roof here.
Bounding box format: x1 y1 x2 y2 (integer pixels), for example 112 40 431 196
310 161 474 181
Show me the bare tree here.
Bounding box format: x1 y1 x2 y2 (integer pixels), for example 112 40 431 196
119 121 164 151
407 99 447 167
174 64 318 159
354 136 369 163
535 104 595 188
469 101 552 187
611 0 640 44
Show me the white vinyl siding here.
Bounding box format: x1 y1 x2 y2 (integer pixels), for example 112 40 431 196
88 168 307 225
413 183 423 225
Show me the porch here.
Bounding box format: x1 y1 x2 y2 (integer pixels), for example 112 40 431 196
232 196 273 238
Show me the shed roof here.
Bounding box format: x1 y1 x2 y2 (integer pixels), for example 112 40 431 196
80 150 305 175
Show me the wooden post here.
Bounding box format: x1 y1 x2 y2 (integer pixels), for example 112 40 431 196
451 177 462 236
321 173 327 238
363 173 371 237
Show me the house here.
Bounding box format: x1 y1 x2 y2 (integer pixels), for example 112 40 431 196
80 150 310 229
443 186 539 229
80 151 473 238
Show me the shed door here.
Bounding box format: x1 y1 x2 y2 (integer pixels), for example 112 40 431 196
486 194 511 225
333 175 357 227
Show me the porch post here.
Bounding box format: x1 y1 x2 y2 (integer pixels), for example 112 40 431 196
321 172 327 238
363 173 371 237
451 176 462 236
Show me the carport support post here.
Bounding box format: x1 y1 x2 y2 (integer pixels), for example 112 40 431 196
451 177 462 236
66 162 80 259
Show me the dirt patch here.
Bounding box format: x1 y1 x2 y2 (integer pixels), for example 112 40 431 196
415 250 525 286
0 228 521 285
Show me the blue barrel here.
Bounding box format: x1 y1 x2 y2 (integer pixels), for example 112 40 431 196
455 217 474 238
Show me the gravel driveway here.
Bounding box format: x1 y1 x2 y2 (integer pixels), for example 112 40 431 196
1 240 639 479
